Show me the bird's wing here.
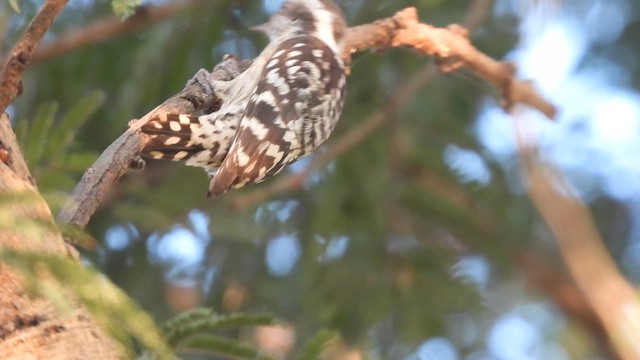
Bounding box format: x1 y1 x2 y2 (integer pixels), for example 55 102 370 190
209 36 345 195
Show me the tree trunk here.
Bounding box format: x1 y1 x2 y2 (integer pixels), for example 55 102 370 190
0 112 121 359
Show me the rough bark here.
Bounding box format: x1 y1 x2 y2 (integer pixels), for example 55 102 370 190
0 112 121 359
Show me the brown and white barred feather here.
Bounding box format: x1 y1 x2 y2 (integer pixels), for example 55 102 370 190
142 111 241 175
141 0 347 195
209 36 346 194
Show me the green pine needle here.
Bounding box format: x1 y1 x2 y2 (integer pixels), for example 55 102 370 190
297 329 338 360
111 0 142 19
8 0 20 13
177 334 274 360
46 90 105 161
163 309 278 347
24 102 58 167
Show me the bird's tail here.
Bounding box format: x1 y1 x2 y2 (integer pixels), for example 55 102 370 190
141 113 203 161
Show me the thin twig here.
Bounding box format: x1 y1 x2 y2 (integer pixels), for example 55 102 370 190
31 2 198 64
343 8 556 119
0 0 69 115
462 0 494 32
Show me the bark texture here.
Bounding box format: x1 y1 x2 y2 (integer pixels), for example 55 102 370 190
0 112 121 359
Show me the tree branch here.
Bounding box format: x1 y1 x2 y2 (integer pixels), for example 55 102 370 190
343 7 556 119
516 119 640 360
31 2 197 64
59 6 557 227
517 251 620 360
57 56 251 227
0 0 70 115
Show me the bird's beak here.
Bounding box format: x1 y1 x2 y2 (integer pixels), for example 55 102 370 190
249 22 270 34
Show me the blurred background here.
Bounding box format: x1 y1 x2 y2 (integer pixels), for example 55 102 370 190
2 0 640 359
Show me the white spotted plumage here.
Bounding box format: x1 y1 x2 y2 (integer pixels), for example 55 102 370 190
141 0 347 195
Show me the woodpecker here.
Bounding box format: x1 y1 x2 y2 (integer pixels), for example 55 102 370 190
141 0 347 196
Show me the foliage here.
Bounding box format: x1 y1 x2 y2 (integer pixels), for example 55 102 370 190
0 192 58 240
5 0 535 357
168 335 273 360
15 90 105 213
296 329 338 360
4 0 640 359
8 0 20 14
162 309 278 347
111 0 142 19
